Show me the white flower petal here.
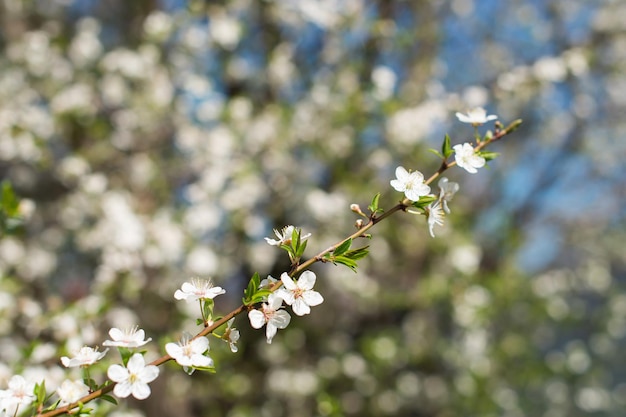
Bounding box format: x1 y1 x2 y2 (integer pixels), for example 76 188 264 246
297 271 317 290
272 310 291 329
131 382 151 400
395 166 409 180
165 342 182 357
138 365 160 383
190 337 209 353
113 381 132 398
248 310 265 329
302 291 324 307
126 353 146 373
108 328 124 340
292 298 311 316
280 273 298 290
265 322 278 343
107 364 129 383
275 288 294 305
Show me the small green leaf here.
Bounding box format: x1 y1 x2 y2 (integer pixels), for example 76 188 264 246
368 193 381 214
295 239 308 259
442 134 453 158
344 246 369 261
248 290 272 305
118 347 133 366
290 227 299 251
334 238 352 256
202 298 215 322
35 380 46 404
428 148 444 158
332 256 358 271
478 151 499 161
411 195 438 210
327 246 369 272
192 363 217 373
243 272 261 304
100 395 118 405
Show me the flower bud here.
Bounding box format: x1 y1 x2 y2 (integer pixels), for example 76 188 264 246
350 203 366 217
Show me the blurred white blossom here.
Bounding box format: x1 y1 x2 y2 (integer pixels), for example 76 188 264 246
455 107 498 125
103 327 152 348
56 379 89 406
61 346 108 368
174 278 225 303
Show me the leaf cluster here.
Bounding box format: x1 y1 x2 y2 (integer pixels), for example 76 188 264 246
323 238 369 272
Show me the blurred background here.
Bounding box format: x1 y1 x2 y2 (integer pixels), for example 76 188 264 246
0 0 625 416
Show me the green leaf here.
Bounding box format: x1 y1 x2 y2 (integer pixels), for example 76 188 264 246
325 246 369 272
441 134 452 158
35 380 46 404
192 364 217 374
332 256 358 271
344 246 370 261
428 148 444 159
248 290 272 305
290 227 299 251
295 238 308 259
83 378 97 391
334 238 352 256
243 272 261 305
411 195 438 210
368 193 383 215
100 395 118 405
118 347 133 366
202 298 215 322
478 151 499 161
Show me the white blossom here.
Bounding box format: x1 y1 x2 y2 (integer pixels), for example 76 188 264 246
260 275 279 289
107 354 159 400
264 225 310 246
427 200 445 238
223 318 240 353
0 375 36 415
248 294 291 344
103 326 152 348
165 333 213 371
455 107 497 125
61 346 108 368
437 177 459 214
56 379 89 406
174 278 225 302
277 271 324 316
390 166 431 201
453 143 486 174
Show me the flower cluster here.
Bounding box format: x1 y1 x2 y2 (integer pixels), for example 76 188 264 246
390 107 497 236
58 328 159 401
248 271 324 343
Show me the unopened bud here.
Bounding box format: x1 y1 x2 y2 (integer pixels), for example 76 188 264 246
350 203 366 217
355 219 364 229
